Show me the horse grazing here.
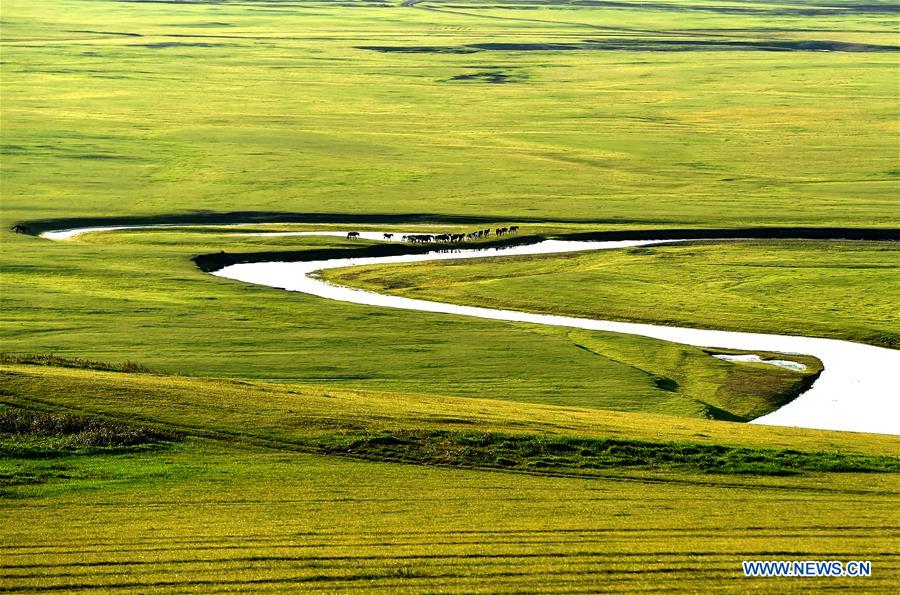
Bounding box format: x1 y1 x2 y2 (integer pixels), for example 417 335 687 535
10 224 31 234
383 233 394 240
509 225 519 234
347 231 361 239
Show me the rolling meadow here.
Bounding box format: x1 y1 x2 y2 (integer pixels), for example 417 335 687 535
2 361 899 592
2 0 899 591
324 239 900 348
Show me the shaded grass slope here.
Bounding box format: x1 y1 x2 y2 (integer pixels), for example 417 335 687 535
322 430 899 477
1 361 891 469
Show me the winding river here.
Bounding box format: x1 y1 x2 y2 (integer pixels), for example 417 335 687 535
41 225 899 435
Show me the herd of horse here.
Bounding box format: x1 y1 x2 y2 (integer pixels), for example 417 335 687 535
346 226 519 242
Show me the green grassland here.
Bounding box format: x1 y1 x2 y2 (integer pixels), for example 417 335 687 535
1 362 899 592
2 0 899 590
324 239 900 347
1 0 896 411
2 0 898 228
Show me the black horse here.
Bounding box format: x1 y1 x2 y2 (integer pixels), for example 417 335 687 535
347 231 361 239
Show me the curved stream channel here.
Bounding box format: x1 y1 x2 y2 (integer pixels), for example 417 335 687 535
43 225 899 435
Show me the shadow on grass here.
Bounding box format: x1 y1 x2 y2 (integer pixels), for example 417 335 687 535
0 354 153 374
359 39 900 54
0 406 182 454
191 226 900 272
313 430 900 477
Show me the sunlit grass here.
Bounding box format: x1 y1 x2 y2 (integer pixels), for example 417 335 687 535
2 0 898 229
324 239 900 347
2 0 899 589
1 363 898 591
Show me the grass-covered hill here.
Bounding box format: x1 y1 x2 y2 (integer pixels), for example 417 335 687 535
2 359 899 591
